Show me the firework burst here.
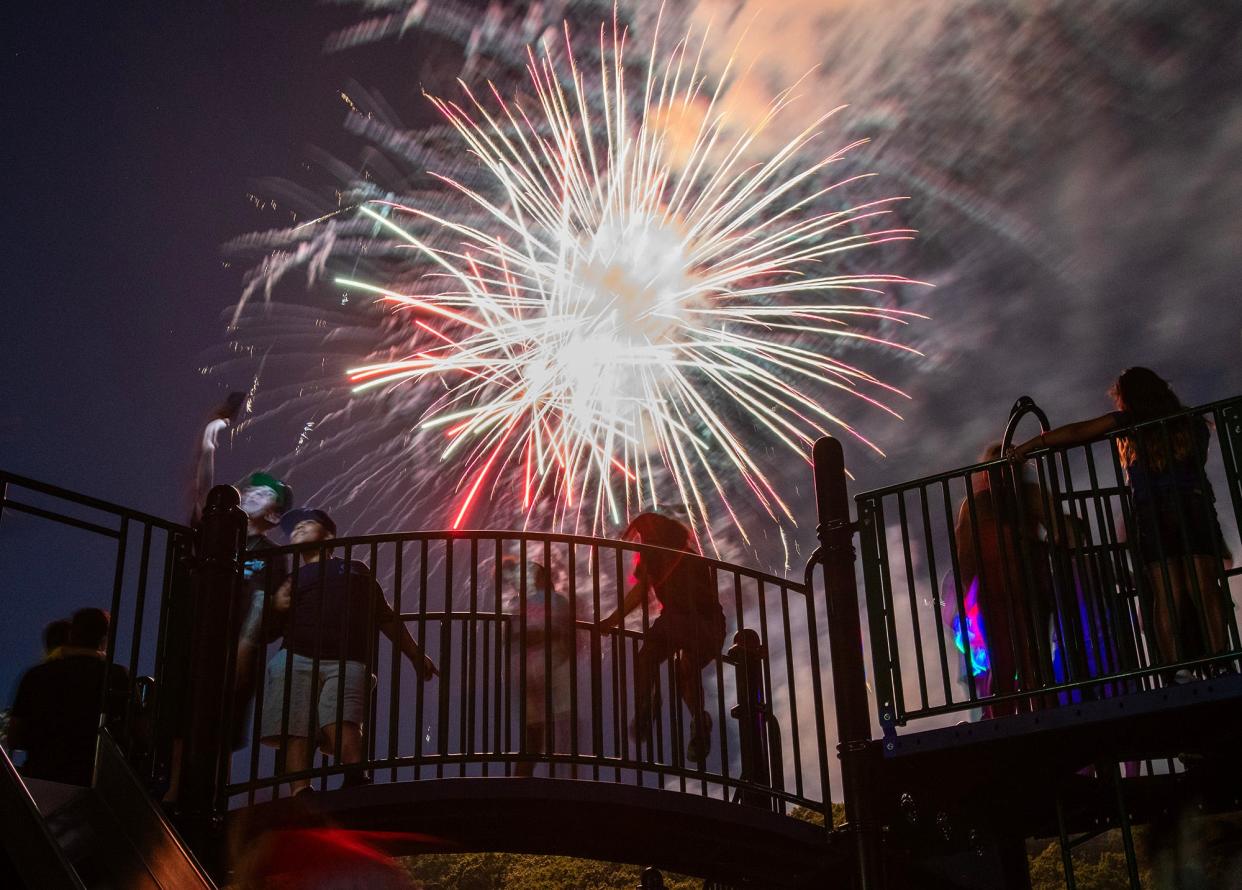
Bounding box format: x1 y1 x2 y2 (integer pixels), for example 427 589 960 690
326 14 923 547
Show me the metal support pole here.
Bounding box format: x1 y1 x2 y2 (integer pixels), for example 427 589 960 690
180 485 245 855
638 866 666 889
813 437 884 890
728 628 772 808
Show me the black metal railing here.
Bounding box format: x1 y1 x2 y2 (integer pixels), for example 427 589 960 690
0 471 194 788
856 396 1242 733
217 529 834 825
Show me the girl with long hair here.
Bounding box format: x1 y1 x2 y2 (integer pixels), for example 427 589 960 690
1012 368 1232 673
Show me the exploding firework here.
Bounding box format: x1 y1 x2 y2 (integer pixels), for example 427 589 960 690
330 14 923 546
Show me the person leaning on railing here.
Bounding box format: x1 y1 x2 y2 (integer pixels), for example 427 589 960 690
954 443 1055 717
1011 367 1233 678
260 508 438 797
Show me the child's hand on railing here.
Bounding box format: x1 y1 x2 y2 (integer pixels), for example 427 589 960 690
412 653 438 681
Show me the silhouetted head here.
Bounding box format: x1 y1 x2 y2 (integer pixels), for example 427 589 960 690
213 391 247 423
69 608 110 651
43 618 71 654
621 512 696 552
500 555 550 593
1109 367 1183 421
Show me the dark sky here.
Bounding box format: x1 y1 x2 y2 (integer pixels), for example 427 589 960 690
0 1 371 691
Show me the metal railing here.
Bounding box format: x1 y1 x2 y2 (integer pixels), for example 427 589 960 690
1 466 843 850
0 470 193 788
856 396 1242 733
218 528 834 825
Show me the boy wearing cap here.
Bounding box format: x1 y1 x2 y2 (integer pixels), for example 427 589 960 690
233 472 294 749
261 508 437 795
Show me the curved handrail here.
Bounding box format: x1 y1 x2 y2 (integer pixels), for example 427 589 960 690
1000 394 1052 453
250 527 808 595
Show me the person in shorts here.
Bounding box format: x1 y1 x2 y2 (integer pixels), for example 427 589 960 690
601 513 725 764
261 508 436 796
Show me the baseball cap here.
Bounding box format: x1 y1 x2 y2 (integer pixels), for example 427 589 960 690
240 472 294 513
280 507 337 538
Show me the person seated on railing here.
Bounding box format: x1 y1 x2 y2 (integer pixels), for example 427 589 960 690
260 508 437 797
954 443 1055 717
501 556 575 777
187 391 246 527
601 512 725 765
1012 367 1232 680
8 608 129 786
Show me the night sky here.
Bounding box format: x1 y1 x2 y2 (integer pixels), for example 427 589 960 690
3 1 1242 699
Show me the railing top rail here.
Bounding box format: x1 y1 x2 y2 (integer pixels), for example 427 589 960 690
0 468 193 535
246 528 808 592
855 394 1242 502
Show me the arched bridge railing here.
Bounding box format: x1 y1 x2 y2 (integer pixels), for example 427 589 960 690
212 528 833 824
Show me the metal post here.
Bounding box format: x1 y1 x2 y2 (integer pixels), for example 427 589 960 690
813 437 884 890
180 485 245 853
728 628 771 808
638 866 666 889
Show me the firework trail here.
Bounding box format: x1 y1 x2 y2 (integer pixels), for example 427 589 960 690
319 15 921 547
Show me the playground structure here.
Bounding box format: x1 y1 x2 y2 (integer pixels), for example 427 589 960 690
2 394 1241 888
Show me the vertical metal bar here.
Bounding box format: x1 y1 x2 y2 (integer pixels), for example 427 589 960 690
567 542 580 763
543 537 553 772
813 437 882 888
804 574 833 825
438 539 453 778
150 528 179 788
896 492 929 710
517 536 528 776
331 543 353 775
1191 409 1238 654
246 555 274 806
500 539 512 777
590 543 603 780
414 539 429 779
858 497 901 729
102 516 129 721
367 542 380 770
1109 761 1142 889
466 537 479 767
1054 793 1078 890
1210 406 1242 651
614 544 630 776
493 537 505 776
123 524 154 742
1039 449 1083 691
388 542 404 782
919 486 953 706
871 496 907 718
778 581 802 799
278 551 297 797
713 636 731 802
